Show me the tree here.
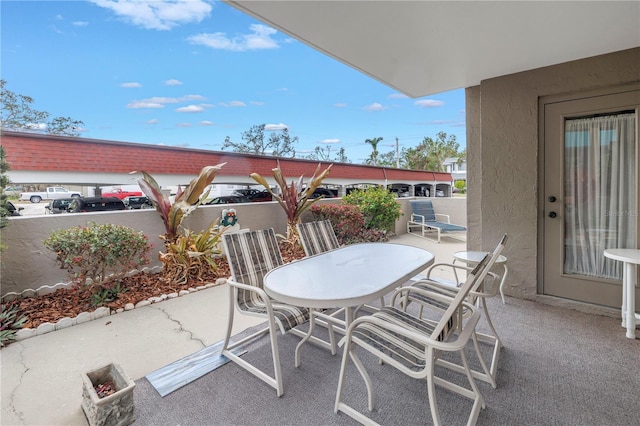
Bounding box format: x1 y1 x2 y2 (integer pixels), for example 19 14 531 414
374 151 397 167
401 131 459 171
334 147 350 163
0 80 83 136
222 124 297 157
364 137 383 166
0 146 12 250
306 145 332 161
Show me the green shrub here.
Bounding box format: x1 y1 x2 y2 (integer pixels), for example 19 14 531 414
343 186 402 233
310 203 390 244
44 222 151 287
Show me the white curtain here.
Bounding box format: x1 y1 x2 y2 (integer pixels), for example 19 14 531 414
564 112 636 280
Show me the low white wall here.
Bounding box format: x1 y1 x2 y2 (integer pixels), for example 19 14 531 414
1 197 466 295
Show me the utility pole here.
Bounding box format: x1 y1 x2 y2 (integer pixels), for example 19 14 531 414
395 137 399 168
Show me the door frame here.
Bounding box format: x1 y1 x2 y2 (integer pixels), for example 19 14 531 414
537 83 640 303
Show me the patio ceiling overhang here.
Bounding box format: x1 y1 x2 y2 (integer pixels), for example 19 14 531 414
225 1 640 98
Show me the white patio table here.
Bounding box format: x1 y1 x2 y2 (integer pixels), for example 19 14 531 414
264 242 435 364
603 248 640 339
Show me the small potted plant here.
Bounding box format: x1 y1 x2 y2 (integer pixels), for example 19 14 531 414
81 362 135 426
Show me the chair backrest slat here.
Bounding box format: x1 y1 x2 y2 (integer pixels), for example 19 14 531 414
222 228 284 289
297 220 340 256
410 200 437 221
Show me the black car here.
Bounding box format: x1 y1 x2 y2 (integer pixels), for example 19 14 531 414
232 188 261 197
5 201 24 216
247 191 273 202
205 195 250 205
123 196 153 209
309 188 337 199
68 197 126 213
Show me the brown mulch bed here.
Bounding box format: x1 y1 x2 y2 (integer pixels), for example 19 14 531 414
5 243 305 330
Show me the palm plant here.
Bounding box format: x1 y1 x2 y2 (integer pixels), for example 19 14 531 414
133 164 226 243
251 161 332 246
133 164 227 282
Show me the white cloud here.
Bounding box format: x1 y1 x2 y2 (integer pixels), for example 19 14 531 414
90 0 213 31
334 102 347 108
120 82 142 88
250 101 264 106
414 99 444 108
389 93 409 99
176 105 204 113
165 79 183 86
321 138 341 144
187 24 279 51
127 100 164 109
73 21 89 27
177 122 193 127
264 123 288 131
126 94 206 108
219 100 246 107
199 120 214 126
364 102 386 111
146 119 158 125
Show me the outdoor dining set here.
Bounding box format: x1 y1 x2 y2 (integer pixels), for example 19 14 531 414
219 220 509 425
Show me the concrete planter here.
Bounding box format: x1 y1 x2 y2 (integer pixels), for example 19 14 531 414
81 363 135 426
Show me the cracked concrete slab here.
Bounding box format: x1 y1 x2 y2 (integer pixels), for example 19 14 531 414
0 284 264 425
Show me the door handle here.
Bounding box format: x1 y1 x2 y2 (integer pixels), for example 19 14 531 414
548 211 557 218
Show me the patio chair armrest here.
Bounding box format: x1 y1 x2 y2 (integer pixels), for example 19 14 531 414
226 278 273 308
410 213 426 223
410 279 459 297
434 213 451 223
424 262 473 278
390 285 456 308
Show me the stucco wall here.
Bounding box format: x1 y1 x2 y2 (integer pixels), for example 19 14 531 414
467 47 640 300
1 197 466 295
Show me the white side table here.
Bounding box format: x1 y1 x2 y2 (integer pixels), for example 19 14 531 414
453 251 509 304
603 249 640 339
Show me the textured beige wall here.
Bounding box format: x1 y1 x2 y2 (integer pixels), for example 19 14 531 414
3 196 463 295
468 47 640 300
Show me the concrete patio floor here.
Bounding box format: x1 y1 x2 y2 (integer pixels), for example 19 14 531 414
0 234 465 425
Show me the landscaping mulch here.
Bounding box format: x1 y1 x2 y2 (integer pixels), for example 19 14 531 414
5 243 305 330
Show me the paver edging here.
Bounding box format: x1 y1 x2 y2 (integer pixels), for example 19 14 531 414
3 267 228 342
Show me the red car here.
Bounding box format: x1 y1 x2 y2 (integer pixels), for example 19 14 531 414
100 188 143 200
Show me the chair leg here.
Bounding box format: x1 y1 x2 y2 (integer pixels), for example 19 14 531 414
220 287 285 396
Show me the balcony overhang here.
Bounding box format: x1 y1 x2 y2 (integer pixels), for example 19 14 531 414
225 1 640 98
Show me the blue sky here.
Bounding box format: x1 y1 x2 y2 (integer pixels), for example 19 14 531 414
2 0 466 164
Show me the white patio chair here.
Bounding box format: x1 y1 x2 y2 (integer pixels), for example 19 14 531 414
221 228 335 397
297 219 340 256
406 234 508 388
335 255 490 426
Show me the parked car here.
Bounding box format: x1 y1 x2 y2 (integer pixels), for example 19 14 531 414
205 195 250 205
68 197 126 213
232 189 262 197
309 188 336 199
123 196 152 209
247 191 273 202
5 201 23 216
45 198 76 214
100 188 143 200
3 186 23 197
